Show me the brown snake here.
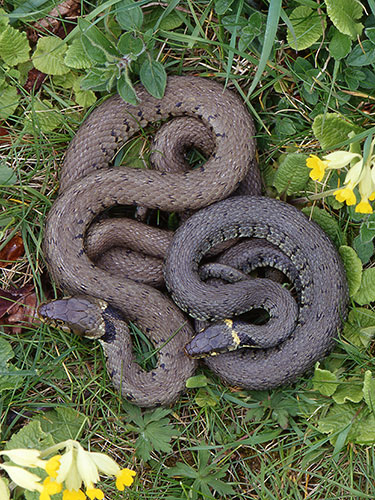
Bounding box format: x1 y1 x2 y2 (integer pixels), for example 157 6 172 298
41 76 262 407
40 76 348 406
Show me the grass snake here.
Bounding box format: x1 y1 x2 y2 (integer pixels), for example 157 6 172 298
40 76 348 407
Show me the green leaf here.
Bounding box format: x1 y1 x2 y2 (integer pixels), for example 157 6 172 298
343 307 375 348
0 8 9 28
6 420 53 451
117 73 138 105
338 246 362 297
143 6 184 31
32 36 70 75
186 374 209 388
73 78 96 108
64 37 92 69
328 28 352 60
117 32 144 57
363 371 375 412
347 40 375 67
78 18 119 62
0 164 17 185
0 25 30 65
25 100 63 133
312 363 339 396
195 388 219 407
332 382 363 404
353 268 375 305
273 153 309 195
80 67 113 92
116 0 144 30
325 0 364 39
301 206 346 247
287 6 324 51
0 340 23 392
353 234 374 264
35 407 86 443
0 85 20 120
312 113 362 150
214 0 235 15
140 59 166 99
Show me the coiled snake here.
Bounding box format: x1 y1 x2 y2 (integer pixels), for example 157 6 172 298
39 76 348 407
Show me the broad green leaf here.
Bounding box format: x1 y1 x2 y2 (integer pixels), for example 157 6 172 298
302 206 346 247
73 78 96 107
325 0 364 39
0 25 30 65
80 68 112 92
363 371 375 412
214 0 235 15
25 100 63 133
0 164 17 185
35 407 86 443
287 6 324 51
312 363 339 396
135 417 176 461
0 85 20 120
195 388 218 407
6 420 54 451
343 307 375 347
317 402 358 445
347 40 375 67
312 113 362 150
32 36 70 75
167 462 198 479
0 8 9 28
78 18 119 62
117 73 138 105
117 32 144 57
273 153 309 195
339 245 362 297
143 6 184 31
353 234 374 265
366 27 375 43
116 0 143 30
140 59 166 99
64 37 92 69
332 382 363 404
328 28 352 60
353 268 375 305
0 338 23 391
186 374 209 388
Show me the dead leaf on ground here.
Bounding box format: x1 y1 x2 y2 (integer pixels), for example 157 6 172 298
0 284 40 334
0 234 25 268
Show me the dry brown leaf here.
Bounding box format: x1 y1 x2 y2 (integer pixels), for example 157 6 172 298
0 284 40 334
0 234 25 268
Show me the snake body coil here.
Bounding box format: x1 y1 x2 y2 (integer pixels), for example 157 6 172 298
41 75 348 406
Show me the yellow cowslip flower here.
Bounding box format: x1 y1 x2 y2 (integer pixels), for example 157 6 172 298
0 463 43 492
323 151 361 169
334 185 357 205
306 154 328 181
356 199 373 214
0 449 46 469
116 468 137 490
86 486 105 499
62 489 86 500
45 455 62 478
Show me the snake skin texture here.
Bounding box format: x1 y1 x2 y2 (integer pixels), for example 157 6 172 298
42 76 260 407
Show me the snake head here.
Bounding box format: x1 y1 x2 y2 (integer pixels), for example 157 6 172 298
38 296 108 338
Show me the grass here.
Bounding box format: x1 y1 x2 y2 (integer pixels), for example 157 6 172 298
1 0 375 499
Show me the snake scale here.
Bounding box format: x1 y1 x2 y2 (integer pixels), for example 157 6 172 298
40 75 349 407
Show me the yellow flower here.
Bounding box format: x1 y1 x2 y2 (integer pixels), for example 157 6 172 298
45 455 62 478
306 154 328 181
86 486 104 499
355 199 373 214
334 187 357 205
62 489 86 500
115 468 136 490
